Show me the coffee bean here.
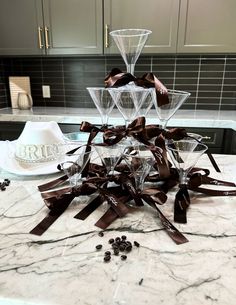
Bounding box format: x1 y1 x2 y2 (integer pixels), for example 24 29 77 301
121 235 127 240
96 244 102 250
115 237 121 243
108 238 114 244
134 241 140 247
121 255 127 260
113 249 119 256
98 231 104 237
119 244 125 251
125 245 132 252
104 255 111 262
112 242 119 249
105 251 111 256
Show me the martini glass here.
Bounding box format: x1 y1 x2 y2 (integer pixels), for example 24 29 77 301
110 29 152 75
60 148 91 187
87 87 115 126
153 89 191 130
92 133 127 175
136 87 155 117
166 137 208 186
123 144 155 191
108 86 153 126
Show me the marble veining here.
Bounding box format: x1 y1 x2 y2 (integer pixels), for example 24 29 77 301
0 107 235 130
0 154 236 305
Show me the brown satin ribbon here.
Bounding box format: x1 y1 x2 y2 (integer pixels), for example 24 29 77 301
33 114 236 240
173 170 236 224
105 68 169 107
103 116 146 145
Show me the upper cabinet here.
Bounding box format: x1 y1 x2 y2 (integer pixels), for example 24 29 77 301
1 0 236 56
43 0 103 55
0 0 103 56
0 0 44 55
104 0 179 54
177 0 236 53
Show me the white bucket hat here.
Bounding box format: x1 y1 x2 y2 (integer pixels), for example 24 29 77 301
15 121 65 163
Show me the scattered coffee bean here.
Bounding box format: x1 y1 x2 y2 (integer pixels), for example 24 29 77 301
125 245 132 252
109 238 114 244
115 237 121 243
112 242 119 249
119 244 126 252
113 248 119 256
0 179 10 191
100 235 140 263
121 255 127 260
96 244 103 250
104 255 111 262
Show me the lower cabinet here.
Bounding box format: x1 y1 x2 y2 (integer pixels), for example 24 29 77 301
183 127 225 154
0 122 234 154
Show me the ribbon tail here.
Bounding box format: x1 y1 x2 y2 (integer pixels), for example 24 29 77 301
206 150 221 172
38 174 68 192
74 195 103 220
174 187 190 224
29 197 73 236
95 207 119 230
146 200 188 244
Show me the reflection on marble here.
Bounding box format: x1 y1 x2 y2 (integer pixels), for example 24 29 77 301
0 107 235 130
0 154 236 305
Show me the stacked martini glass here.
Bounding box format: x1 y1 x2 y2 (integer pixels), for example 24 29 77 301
86 28 193 190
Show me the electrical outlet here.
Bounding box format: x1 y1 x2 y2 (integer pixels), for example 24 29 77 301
42 85 51 98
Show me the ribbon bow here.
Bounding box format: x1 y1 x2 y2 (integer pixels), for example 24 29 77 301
103 116 146 145
105 68 169 107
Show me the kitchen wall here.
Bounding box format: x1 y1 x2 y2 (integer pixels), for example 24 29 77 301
1 54 236 110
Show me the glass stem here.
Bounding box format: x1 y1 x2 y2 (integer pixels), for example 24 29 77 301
135 177 144 191
159 119 168 131
126 63 135 75
101 114 108 126
179 169 188 186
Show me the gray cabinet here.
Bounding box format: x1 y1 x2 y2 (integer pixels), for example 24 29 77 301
184 127 225 154
43 0 103 55
177 0 236 53
104 0 179 54
0 0 103 56
0 0 44 55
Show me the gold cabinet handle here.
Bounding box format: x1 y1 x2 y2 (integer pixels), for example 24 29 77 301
105 24 109 48
202 136 211 140
38 27 44 49
44 26 50 49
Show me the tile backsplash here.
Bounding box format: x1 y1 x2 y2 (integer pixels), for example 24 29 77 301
0 54 236 110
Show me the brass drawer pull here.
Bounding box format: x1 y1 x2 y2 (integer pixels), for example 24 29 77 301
44 26 50 49
202 136 211 140
38 27 43 49
105 24 109 48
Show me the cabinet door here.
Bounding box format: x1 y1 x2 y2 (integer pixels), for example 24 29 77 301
0 0 44 55
178 0 236 53
43 0 103 55
104 0 179 54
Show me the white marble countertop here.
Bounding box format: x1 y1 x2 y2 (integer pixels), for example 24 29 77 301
0 107 235 130
0 153 236 305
